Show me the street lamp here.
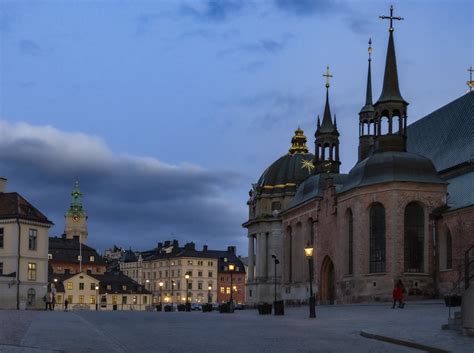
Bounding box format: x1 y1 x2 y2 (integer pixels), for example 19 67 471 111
95 285 99 311
185 273 191 311
271 254 279 303
159 281 164 311
208 285 212 304
228 264 235 312
304 243 316 318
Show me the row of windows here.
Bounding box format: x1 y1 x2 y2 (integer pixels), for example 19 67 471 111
59 294 143 305
0 228 38 251
141 260 214 269
141 270 214 280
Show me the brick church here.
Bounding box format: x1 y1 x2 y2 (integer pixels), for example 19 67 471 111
244 8 473 305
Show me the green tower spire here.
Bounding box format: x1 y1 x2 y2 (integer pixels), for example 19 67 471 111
66 181 85 216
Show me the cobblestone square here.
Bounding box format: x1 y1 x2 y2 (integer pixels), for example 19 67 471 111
0 302 472 353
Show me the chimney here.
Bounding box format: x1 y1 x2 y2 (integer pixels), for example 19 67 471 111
164 240 170 247
157 242 163 250
172 240 179 249
203 245 208 251
227 246 236 254
0 177 7 193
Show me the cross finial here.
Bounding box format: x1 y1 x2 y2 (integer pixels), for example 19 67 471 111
380 5 404 32
323 65 333 88
467 66 474 92
368 38 372 60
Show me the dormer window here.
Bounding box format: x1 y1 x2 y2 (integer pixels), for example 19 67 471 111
89 256 95 262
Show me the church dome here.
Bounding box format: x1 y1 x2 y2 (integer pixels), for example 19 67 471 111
256 128 314 196
341 151 445 193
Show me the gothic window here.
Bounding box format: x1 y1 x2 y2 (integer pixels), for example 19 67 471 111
369 203 385 273
404 202 424 273
347 210 353 275
446 230 452 270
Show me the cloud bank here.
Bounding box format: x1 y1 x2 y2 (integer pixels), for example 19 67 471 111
0 121 246 252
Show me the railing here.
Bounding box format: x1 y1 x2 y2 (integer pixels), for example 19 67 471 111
465 245 474 289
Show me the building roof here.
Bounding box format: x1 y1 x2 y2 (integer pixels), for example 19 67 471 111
407 92 474 173
340 151 445 193
49 236 106 266
49 271 151 295
0 192 53 224
289 173 347 208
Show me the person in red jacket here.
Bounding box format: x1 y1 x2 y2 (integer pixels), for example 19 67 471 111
392 280 405 309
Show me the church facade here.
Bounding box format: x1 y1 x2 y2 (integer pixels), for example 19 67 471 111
244 8 473 305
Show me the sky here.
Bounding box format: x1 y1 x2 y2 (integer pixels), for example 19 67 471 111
0 0 472 255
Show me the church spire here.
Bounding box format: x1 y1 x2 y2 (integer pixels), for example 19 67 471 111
358 39 376 161
66 181 85 216
373 5 409 153
314 66 340 174
376 5 406 105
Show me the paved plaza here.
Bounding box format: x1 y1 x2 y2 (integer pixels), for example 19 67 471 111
0 302 472 353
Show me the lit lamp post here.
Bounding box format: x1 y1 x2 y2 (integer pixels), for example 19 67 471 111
228 264 235 312
159 281 164 311
208 285 212 304
304 243 316 318
185 273 191 312
95 285 99 311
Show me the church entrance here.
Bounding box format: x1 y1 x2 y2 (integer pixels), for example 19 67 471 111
320 256 335 304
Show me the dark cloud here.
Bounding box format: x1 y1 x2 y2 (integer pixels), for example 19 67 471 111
18 40 42 56
0 121 247 252
274 0 336 16
180 0 244 22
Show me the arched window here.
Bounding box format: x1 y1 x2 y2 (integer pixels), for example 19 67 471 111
404 202 424 273
348 210 353 275
369 203 386 273
27 288 35 306
446 230 452 270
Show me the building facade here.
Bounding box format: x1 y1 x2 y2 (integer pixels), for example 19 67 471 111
0 178 53 309
245 8 473 305
120 241 246 305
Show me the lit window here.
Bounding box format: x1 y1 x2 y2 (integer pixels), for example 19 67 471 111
112 295 117 305
107 284 112 290
226 287 230 294
90 296 96 304
89 256 95 262
56 295 62 303
133 296 137 304
122 285 127 290
27 263 36 281
67 282 73 290
67 295 73 303
79 295 84 304
220 287 225 294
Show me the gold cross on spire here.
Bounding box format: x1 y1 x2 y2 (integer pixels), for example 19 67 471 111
380 5 404 32
467 66 474 92
323 66 333 88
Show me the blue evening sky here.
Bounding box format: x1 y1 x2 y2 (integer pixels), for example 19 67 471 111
0 0 472 254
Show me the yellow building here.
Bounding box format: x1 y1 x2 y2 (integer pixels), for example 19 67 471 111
50 271 151 311
0 178 54 309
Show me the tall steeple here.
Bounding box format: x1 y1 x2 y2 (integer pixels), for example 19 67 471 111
64 181 88 243
373 5 409 153
314 66 341 174
358 39 376 161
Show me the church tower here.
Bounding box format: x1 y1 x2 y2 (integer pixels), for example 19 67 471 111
64 181 88 243
314 66 341 174
358 39 376 161
373 5 409 153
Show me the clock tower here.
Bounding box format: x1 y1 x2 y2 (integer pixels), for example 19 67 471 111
64 181 88 243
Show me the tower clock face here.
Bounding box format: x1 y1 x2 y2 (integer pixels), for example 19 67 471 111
72 215 80 222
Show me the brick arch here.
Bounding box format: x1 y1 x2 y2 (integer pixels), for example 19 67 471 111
320 255 335 304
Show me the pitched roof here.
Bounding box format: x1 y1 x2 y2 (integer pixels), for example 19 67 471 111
407 92 474 173
49 237 106 265
0 192 53 224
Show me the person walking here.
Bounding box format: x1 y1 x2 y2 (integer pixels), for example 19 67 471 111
392 280 405 309
64 298 69 312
